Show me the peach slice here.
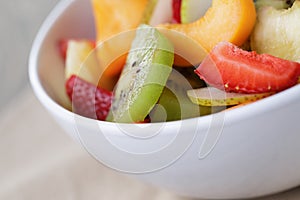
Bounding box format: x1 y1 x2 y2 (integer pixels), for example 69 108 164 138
159 0 256 55
91 0 148 78
158 28 208 67
95 30 136 79
91 0 148 43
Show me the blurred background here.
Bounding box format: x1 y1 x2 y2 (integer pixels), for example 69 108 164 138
0 0 59 111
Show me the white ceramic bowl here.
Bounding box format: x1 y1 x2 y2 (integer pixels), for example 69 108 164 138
29 0 300 199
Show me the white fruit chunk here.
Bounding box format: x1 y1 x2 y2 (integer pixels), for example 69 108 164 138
187 87 273 106
181 0 212 24
142 0 173 26
65 40 101 85
251 1 300 62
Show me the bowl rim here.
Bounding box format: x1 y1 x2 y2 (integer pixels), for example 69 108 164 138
28 0 300 128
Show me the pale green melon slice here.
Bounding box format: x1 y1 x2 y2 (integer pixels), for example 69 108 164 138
251 1 300 62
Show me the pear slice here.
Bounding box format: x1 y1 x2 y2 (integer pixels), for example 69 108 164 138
187 87 273 106
180 0 212 23
142 0 173 26
251 1 300 62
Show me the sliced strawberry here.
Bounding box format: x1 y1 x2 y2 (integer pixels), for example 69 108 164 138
195 42 300 94
66 75 113 120
172 0 182 23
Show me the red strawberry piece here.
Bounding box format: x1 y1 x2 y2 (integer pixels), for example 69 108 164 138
66 75 113 120
195 42 300 94
172 0 182 23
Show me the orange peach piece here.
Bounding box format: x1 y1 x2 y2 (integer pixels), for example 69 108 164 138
91 0 148 42
159 0 256 58
91 0 148 77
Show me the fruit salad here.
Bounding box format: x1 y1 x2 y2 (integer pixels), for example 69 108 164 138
60 0 300 123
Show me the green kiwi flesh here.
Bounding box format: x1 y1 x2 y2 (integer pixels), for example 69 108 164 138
107 24 174 123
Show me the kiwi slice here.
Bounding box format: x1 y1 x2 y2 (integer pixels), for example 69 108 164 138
150 68 200 122
107 24 174 123
150 69 223 122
